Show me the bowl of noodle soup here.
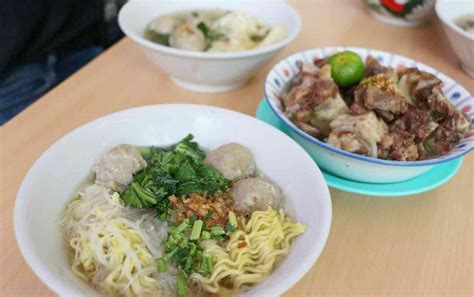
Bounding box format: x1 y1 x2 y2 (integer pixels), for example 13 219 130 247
14 104 332 296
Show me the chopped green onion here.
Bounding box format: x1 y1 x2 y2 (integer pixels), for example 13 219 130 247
177 271 187 296
228 211 238 228
225 222 235 233
201 230 211 240
185 255 193 271
164 247 178 261
211 234 226 241
136 146 151 158
188 214 197 224
197 22 209 37
210 226 225 235
131 182 157 204
190 220 203 240
197 22 224 41
156 258 168 272
176 219 189 233
201 255 212 273
154 33 170 46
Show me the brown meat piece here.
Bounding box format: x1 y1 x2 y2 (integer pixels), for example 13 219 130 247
440 111 471 135
390 106 437 142
308 79 339 108
296 121 321 138
351 85 408 119
419 126 460 159
294 108 311 122
414 85 452 120
364 88 408 114
282 76 337 112
399 68 442 99
364 55 391 77
398 68 454 121
383 130 419 161
282 64 339 112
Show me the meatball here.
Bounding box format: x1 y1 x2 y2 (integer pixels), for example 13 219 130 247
232 177 282 215
148 15 178 35
204 143 255 180
93 144 147 192
169 23 207 51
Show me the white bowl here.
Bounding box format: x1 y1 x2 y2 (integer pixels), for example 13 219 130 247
436 0 474 78
265 47 474 183
118 0 301 93
14 104 332 296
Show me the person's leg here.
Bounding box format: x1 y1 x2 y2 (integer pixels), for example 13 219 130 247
55 46 103 82
0 55 56 125
0 45 103 125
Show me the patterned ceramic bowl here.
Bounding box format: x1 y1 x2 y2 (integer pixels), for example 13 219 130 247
364 0 435 27
265 47 474 183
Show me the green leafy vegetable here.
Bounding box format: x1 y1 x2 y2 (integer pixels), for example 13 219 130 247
196 22 224 41
190 220 203 240
121 135 233 296
156 258 168 272
225 222 236 233
177 271 187 296
201 255 212 273
158 216 227 296
154 33 170 46
228 211 238 228
144 28 170 46
196 22 209 37
121 134 230 217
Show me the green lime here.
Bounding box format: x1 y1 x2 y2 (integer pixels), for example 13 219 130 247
326 51 365 88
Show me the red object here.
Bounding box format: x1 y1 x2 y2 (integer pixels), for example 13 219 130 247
464 133 474 138
461 105 472 113
284 69 290 77
465 132 474 139
381 0 405 13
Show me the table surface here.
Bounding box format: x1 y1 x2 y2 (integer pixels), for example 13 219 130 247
1 1 473 296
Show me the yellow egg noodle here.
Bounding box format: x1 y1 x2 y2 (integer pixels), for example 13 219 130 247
190 208 306 294
60 183 176 297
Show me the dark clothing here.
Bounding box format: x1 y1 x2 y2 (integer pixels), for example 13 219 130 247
0 0 124 124
0 0 102 78
0 46 103 124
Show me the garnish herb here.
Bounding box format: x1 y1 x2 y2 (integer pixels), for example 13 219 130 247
156 258 168 272
190 220 203 240
121 134 230 217
177 271 187 296
197 22 224 41
156 215 226 296
145 28 170 46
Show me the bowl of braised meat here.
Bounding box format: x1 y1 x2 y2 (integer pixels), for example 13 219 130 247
265 47 473 183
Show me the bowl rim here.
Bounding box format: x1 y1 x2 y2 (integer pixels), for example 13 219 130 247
435 0 474 42
118 0 302 59
14 103 332 296
264 47 474 167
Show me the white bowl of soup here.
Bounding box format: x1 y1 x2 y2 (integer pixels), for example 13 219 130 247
14 104 332 296
118 0 301 93
436 0 474 78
